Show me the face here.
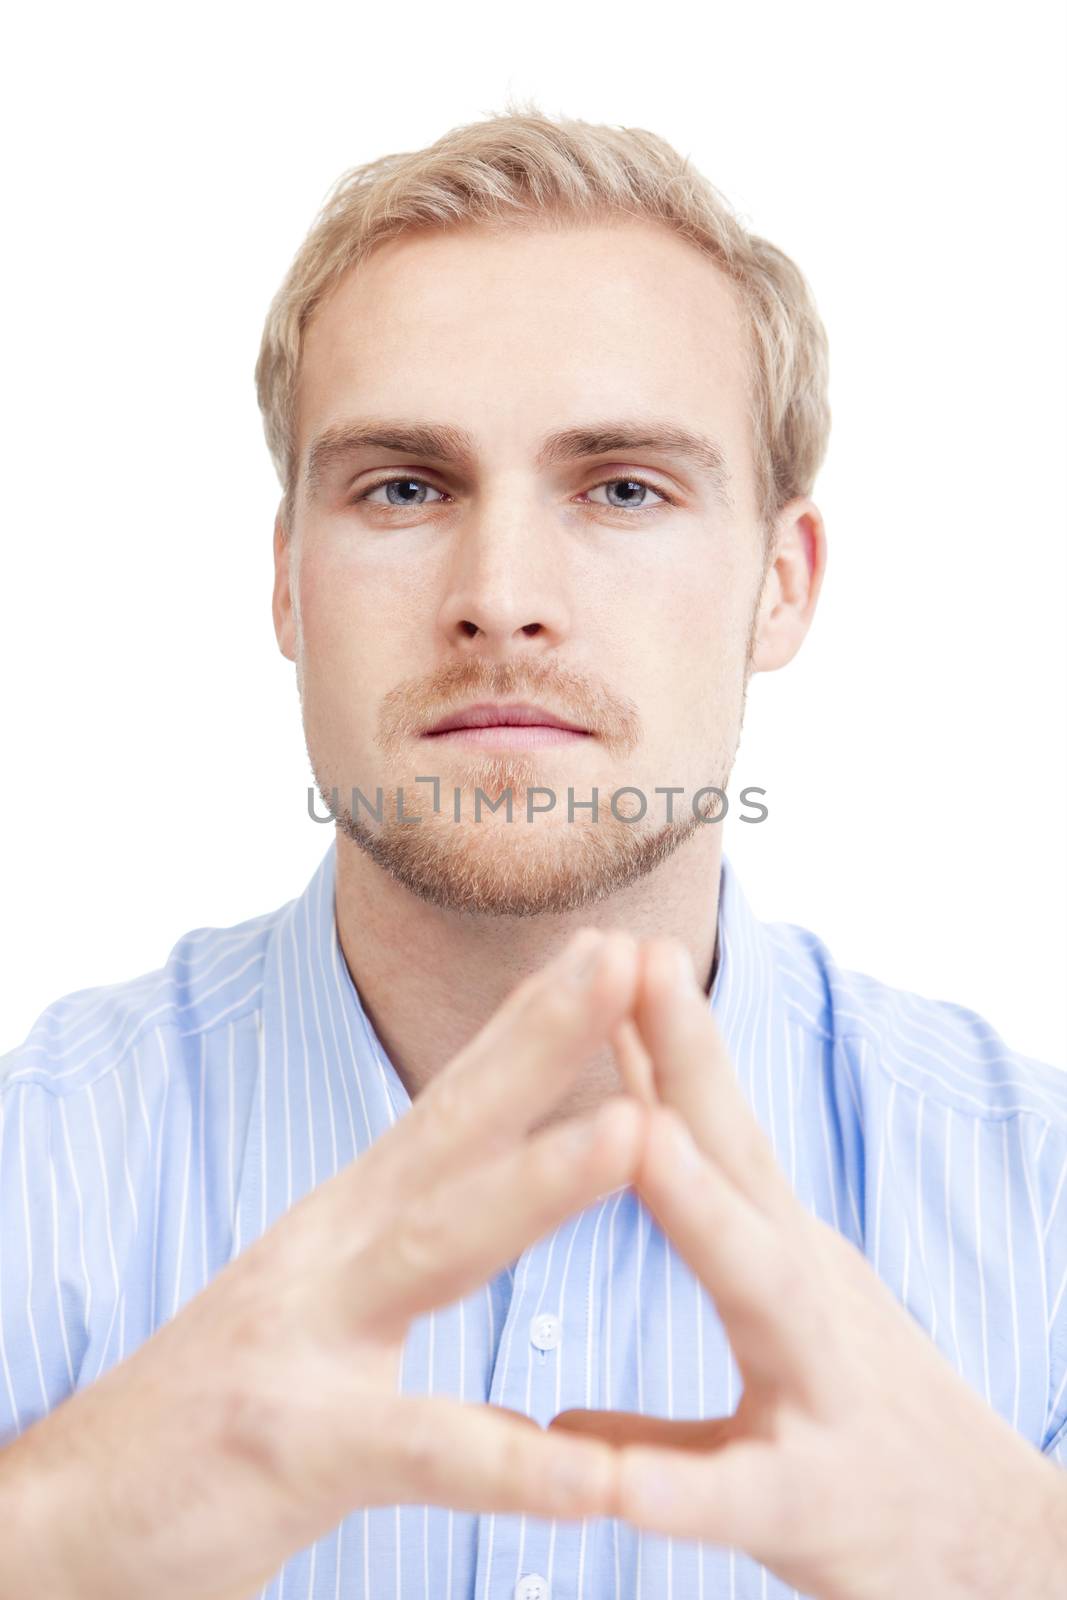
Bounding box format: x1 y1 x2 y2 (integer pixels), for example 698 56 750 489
273 218 821 915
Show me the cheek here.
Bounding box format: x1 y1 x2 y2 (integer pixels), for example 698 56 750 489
297 554 410 723
642 570 746 683
300 530 434 643
301 541 396 644
629 573 754 763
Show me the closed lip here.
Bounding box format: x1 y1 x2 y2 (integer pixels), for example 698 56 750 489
423 701 591 735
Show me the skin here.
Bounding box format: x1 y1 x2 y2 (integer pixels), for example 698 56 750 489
263 214 1067 1588
5 214 1057 1598
556 943 1067 1597
4 939 1061 1599
271 216 824 1114
0 932 651 1600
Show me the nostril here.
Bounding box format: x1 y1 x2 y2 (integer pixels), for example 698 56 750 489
460 620 479 638
522 623 542 636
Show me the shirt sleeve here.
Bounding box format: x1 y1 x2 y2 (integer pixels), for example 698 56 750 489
0 1075 86 1447
1040 1115 1067 1467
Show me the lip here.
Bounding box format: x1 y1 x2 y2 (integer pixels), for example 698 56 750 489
423 700 592 737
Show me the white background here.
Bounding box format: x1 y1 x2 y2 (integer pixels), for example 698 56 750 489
2 1 1064 1065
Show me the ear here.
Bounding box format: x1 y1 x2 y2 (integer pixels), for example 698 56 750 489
271 507 297 663
748 496 827 673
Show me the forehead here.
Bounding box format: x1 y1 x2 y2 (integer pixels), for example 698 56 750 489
295 218 752 473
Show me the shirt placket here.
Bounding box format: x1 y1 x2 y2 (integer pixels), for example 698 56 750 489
471 1202 608 1600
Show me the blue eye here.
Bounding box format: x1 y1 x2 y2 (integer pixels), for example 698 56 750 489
361 477 447 507
584 478 667 510
355 474 671 511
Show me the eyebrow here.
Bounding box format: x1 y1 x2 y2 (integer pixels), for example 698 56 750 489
303 417 735 510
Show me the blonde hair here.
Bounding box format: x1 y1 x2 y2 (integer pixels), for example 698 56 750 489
255 101 830 542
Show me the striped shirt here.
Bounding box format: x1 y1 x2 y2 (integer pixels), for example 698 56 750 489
2 838 1066 1600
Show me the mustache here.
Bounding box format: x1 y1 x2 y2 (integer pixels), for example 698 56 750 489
376 659 642 761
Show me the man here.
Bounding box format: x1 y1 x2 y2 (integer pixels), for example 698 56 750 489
1 105 1064 1600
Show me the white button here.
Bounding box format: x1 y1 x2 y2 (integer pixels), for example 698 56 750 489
529 1312 561 1351
514 1576 550 1600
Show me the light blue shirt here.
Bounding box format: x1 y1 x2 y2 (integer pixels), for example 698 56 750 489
2 840 1066 1599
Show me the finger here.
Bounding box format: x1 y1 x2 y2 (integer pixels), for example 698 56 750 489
350 1095 647 1331
635 939 797 1220
366 928 641 1196
365 1396 621 1521
495 1407 542 1430
615 1436 775 1547
636 1107 811 1387
551 1407 742 1454
610 1018 656 1104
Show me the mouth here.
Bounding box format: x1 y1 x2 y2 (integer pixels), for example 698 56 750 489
421 700 594 749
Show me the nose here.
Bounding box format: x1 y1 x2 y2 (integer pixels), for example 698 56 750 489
434 499 573 657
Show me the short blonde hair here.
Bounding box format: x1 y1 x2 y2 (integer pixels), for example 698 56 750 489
255 101 830 541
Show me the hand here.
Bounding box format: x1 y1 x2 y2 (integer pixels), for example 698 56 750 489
554 940 1067 1600
9 929 648 1600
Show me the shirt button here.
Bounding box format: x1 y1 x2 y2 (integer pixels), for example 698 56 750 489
514 1576 550 1600
529 1312 561 1351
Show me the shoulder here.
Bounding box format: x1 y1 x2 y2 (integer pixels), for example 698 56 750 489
763 915 1067 1128
736 890 1067 1453
0 898 289 1103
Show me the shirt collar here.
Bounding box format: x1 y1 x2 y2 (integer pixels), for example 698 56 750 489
240 836 788 1249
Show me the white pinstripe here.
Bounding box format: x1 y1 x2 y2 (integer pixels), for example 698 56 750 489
47 1151 74 1388
16 1091 48 1411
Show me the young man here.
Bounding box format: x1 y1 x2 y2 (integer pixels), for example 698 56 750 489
1 107 1064 1600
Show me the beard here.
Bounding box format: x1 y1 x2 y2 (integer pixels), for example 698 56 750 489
321 772 719 916
306 648 752 917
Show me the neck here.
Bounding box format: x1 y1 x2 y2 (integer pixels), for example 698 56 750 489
333 826 723 1121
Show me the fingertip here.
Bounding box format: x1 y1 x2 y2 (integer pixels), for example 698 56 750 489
491 1404 544 1432
560 926 605 975
617 1444 681 1524
571 931 641 1034
595 928 641 997
591 1091 649 1170
604 928 640 960
547 1431 620 1520
546 1407 589 1434
631 943 681 1043
645 937 699 1000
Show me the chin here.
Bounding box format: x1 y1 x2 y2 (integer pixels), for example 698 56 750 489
335 804 700 917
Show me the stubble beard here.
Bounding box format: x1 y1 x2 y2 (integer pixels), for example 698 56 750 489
315 705 746 918
310 623 758 917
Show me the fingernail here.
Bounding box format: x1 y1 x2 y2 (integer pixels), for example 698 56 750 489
671 943 697 992
562 929 604 983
